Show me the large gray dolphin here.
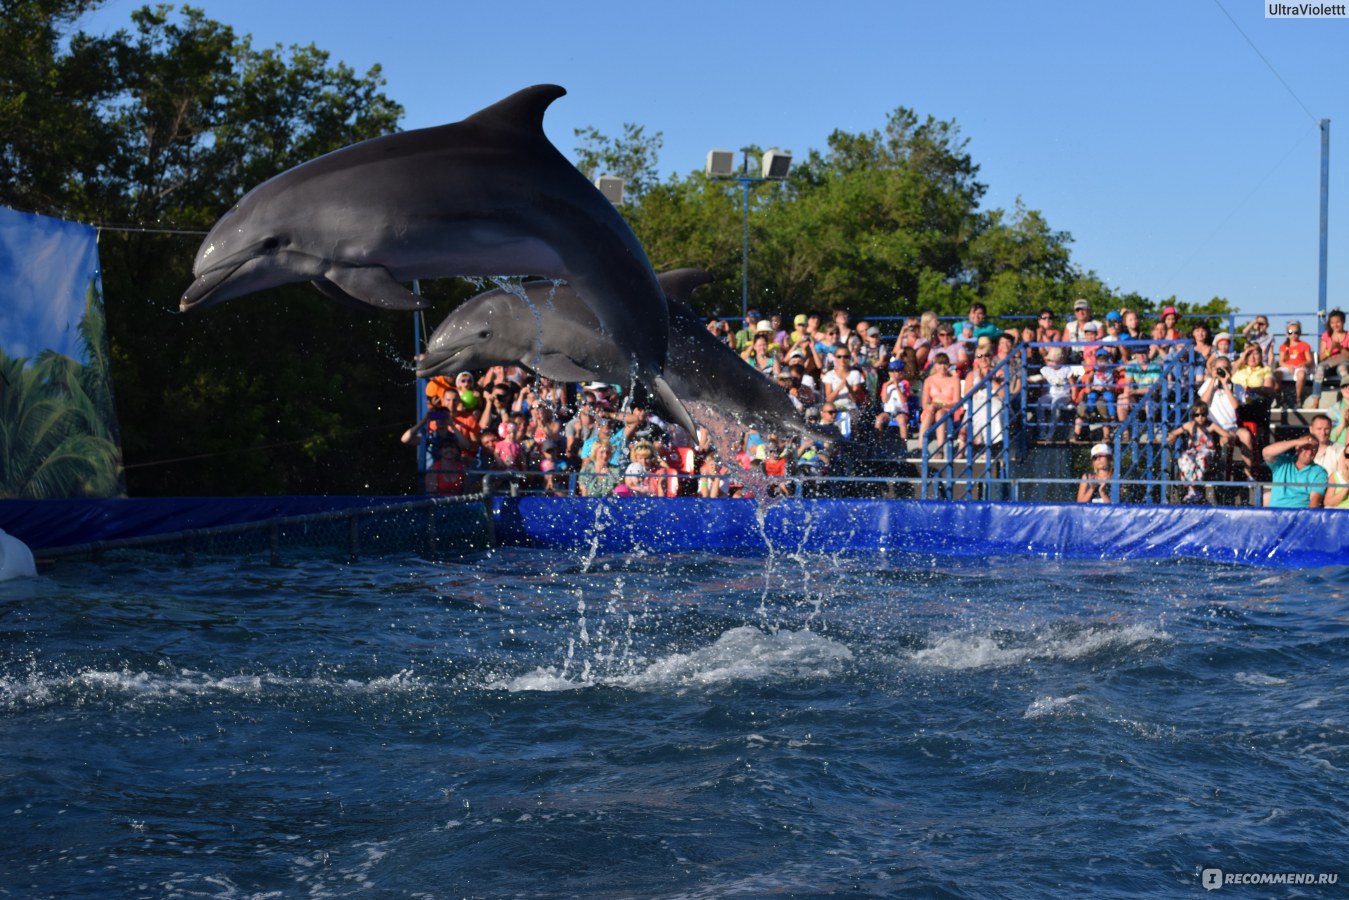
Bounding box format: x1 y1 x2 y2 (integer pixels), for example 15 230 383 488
418 269 809 437
180 84 695 435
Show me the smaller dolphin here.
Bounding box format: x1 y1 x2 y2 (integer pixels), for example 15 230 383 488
180 84 694 436
419 269 809 437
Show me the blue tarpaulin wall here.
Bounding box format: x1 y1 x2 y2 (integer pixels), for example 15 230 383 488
494 497 1349 569
2 495 1344 568
0 496 413 552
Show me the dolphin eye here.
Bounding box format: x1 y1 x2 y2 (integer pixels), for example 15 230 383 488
478 329 490 340
262 237 281 251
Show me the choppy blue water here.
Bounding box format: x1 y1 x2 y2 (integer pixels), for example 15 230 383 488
2 548 1346 898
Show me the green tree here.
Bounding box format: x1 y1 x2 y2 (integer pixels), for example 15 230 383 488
573 122 664 201
702 106 990 318
967 200 1077 316
626 174 744 314
0 0 119 217
3 3 425 496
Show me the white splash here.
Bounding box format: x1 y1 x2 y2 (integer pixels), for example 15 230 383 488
909 623 1167 671
0 666 432 710
1024 694 1084 718
1235 671 1289 687
496 625 853 693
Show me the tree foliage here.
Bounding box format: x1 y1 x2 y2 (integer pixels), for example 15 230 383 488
573 122 664 201
2 2 434 496
618 106 1233 328
3 2 1234 496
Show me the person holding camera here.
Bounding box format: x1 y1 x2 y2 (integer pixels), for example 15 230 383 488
477 382 515 439
1198 355 1254 477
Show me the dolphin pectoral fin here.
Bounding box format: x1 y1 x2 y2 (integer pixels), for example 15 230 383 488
311 280 375 311
656 269 714 305
650 374 698 437
535 354 604 383
323 266 428 311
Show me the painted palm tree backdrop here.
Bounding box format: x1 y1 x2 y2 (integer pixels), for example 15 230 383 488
0 208 124 499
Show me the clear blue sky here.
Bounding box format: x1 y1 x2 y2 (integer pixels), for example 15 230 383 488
79 0 1347 319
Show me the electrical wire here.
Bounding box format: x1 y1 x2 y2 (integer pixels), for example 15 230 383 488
1211 0 1320 125
1160 120 1319 289
121 420 408 470
94 223 209 236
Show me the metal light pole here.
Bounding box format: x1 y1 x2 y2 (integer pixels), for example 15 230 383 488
1318 119 1330 323
707 147 792 323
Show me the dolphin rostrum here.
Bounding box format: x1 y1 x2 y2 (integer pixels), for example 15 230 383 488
418 269 809 437
180 84 695 435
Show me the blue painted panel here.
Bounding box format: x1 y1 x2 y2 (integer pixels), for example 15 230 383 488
494 497 1349 569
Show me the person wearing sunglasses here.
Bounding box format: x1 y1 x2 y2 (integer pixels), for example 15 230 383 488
1063 299 1102 344
936 326 971 371
959 345 1006 458
1076 443 1115 504
1166 402 1227 503
1276 321 1313 407
1035 308 1062 345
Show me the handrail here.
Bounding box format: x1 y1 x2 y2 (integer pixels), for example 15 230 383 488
918 339 1202 501
467 467 1325 510
1109 343 1204 502
919 345 1023 500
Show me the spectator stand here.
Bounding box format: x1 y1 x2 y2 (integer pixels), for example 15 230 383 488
921 340 1202 504
404 309 1333 510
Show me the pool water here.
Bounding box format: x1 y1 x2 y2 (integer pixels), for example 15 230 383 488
1 549 1346 897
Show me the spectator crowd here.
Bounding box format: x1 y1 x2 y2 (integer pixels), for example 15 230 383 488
405 300 1349 509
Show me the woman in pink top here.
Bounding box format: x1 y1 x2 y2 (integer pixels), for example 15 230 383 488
1314 309 1349 399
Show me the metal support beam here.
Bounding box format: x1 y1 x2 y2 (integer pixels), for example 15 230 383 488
1319 119 1330 322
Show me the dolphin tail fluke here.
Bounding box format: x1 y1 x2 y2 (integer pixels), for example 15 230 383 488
650 374 698 438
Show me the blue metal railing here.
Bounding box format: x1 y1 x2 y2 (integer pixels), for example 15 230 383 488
1111 345 1204 503
919 347 1023 500
919 339 1204 501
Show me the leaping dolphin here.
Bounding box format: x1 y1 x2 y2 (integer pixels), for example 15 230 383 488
418 269 810 437
180 84 695 435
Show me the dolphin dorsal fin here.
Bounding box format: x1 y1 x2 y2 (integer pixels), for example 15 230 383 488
464 84 566 135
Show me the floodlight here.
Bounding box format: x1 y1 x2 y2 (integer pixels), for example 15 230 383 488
705 149 735 177
761 149 792 180
595 176 624 205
